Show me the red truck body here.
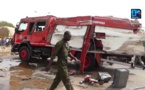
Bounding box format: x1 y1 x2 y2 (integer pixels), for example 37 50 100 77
11 15 141 72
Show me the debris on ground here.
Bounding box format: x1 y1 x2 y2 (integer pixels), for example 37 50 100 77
79 72 112 86
22 78 31 81
68 69 76 75
97 72 112 85
79 75 98 85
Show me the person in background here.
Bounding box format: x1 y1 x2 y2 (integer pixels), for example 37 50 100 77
6 38 9 46
131 55 145 70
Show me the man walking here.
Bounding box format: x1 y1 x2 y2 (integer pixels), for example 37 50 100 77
46 31 80 90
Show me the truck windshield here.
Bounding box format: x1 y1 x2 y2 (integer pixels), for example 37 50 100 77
18 22 28 31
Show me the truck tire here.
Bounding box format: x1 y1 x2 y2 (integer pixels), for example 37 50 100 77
76 53 96 71
19 46 31 62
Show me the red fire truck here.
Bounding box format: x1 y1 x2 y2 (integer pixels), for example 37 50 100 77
11 15 142 72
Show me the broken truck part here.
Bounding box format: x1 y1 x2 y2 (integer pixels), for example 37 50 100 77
11 15 144 73
79 73 111 85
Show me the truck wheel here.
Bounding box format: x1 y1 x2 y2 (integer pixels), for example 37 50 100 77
19 46 31 62
76 53 96 71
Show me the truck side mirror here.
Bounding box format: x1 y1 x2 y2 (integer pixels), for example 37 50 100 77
15 27 20 34
14 24 20 33
15 28 18 33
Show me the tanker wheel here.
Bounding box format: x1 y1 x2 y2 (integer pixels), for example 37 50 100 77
19 46 31 62
76 53 96 71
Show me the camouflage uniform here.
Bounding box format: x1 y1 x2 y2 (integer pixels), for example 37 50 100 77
49 39 74 90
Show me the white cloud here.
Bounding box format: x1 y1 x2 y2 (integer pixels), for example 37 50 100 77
0 0 144 27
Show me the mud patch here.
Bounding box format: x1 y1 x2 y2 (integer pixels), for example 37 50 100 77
9 62 35 90
23 78 53 89
0 58 60 90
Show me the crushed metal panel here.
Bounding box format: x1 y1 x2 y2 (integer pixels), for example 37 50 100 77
95 26 145 55
50 25 87 48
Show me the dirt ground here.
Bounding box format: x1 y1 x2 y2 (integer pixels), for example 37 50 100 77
1 47 145 90
0 46 11 56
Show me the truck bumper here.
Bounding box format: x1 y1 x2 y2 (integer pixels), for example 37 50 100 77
11 44 19 52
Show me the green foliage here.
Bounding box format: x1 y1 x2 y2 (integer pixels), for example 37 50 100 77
0 21 14 28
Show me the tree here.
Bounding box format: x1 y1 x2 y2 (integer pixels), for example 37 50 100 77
0 21 14 28
0 27 9 38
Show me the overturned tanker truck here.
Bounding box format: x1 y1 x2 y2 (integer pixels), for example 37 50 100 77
11 15 144 72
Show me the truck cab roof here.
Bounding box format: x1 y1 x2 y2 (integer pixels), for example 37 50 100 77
20 15 141 30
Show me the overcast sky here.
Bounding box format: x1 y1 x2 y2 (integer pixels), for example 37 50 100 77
0 0 144 27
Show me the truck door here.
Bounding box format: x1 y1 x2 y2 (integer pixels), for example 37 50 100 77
15 22 28 44
31 21 47 46
26 22 35 41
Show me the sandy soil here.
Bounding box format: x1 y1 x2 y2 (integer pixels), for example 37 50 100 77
0 46 11 57
0 46 11 52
